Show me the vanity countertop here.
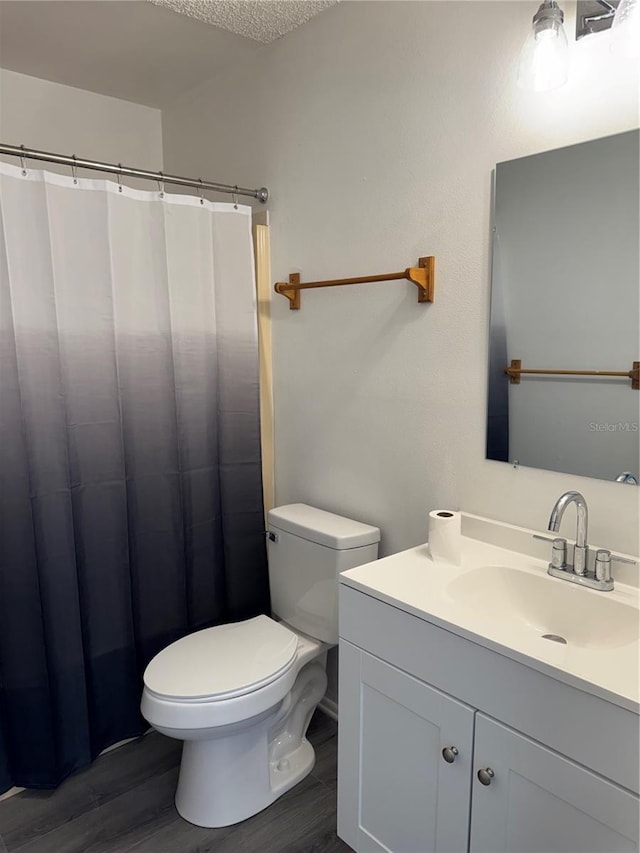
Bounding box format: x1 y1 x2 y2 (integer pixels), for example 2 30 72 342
340 518 640 714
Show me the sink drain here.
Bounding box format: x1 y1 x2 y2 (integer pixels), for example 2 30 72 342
542 633 567 644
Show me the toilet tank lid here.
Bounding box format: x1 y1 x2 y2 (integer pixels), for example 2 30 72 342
268 504 380 550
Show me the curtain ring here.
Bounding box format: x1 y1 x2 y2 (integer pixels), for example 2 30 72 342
157 171 165 199
19 144 27 176
198 178 205 205
117 164 123 193
71 154 78 185
233 185 239 209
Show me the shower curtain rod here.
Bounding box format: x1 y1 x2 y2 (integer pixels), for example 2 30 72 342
0 143 269 203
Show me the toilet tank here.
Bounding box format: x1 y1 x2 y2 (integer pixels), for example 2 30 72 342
267 504 380 645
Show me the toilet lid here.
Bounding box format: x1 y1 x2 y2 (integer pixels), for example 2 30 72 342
143 615 298 701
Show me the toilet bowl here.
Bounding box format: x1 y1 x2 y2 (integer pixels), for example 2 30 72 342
141 616 328 827
141 504 380 828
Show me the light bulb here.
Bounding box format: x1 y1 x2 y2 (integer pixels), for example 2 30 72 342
611 0 640 58
518 1 570 92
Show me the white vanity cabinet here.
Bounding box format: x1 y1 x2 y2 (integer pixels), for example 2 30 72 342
337 584 640 853
339 641 474 853
470 715 639 853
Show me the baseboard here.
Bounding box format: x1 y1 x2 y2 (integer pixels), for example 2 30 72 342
318 696 338 722
100 735 141 756
0 785 25 803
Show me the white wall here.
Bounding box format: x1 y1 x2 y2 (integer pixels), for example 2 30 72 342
0 68 163 181
163 0 639 559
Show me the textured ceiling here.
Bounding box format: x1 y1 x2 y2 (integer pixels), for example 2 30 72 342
148 0 339 43
0 1 261 108
0 0 340 108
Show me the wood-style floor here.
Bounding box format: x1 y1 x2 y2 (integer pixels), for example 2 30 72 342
0 711 351 853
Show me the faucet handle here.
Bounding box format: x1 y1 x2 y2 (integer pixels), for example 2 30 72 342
551 538 567 569
533 534 567 568
593 550 636 583
594 549 612 582
610 553 637 566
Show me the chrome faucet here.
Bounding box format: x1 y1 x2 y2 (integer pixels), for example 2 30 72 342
548 490 589 575
538 490 637 591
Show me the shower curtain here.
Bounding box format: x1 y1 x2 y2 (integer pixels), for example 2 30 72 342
0 162 270 793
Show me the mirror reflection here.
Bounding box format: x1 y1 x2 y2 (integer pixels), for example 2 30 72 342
487 130 639 483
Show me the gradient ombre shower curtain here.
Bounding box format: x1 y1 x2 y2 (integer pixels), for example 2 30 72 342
0 162 269 792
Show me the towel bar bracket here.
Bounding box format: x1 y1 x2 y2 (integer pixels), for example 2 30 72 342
278 272 301 310
411 256 435 304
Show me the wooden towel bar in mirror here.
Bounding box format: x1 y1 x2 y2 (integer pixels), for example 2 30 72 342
505 359 640 390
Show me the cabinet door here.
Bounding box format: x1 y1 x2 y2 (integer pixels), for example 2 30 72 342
470 714 639 853
338 641 475 853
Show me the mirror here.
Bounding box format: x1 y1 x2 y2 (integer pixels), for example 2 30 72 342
487 130 639 483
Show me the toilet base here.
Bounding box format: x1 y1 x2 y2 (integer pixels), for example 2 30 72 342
269 736 315 797
174 660 326 828
175 731 317 828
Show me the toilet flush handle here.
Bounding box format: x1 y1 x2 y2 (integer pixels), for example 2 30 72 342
266 531 279 543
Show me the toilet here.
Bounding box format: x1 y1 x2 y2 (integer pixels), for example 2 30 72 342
140 503 380 828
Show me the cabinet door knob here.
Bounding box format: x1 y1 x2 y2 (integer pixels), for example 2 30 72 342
442 746 459 764
477 767 495 786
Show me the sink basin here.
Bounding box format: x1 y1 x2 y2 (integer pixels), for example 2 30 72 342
447 565 639 650
341 514 640 708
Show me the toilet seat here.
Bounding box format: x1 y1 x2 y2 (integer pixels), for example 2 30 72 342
143 615 299 703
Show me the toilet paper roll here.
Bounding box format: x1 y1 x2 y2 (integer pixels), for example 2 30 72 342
428 510 462 565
